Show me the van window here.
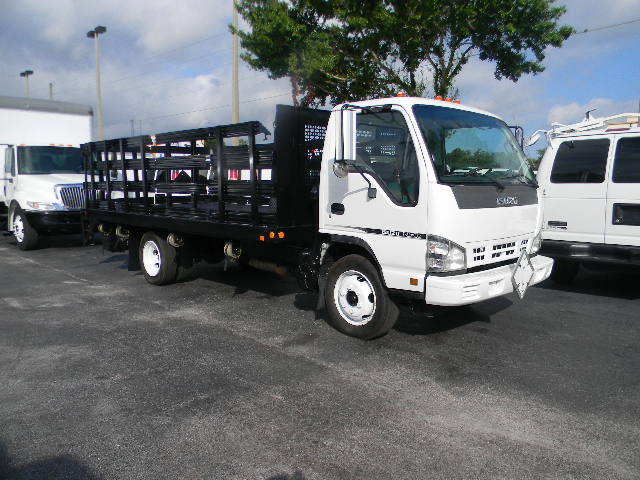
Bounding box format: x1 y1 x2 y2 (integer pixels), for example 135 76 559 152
612 137 640 183
550 139 609 183
356 110 419 206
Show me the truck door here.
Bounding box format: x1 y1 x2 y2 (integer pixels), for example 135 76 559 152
605 135 640 247
321 106 428 292
542 137 611 243
2 147 16 205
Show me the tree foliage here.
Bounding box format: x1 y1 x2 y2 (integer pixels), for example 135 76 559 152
232 0 573 106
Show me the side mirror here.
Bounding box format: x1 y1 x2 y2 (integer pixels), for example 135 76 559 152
526 132 542 147
333 159 348 178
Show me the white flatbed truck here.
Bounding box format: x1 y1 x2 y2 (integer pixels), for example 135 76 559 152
84 98 553 339
0 96 92 249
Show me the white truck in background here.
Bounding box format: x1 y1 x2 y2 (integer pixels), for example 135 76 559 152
531 112 640 283
0 95 92 249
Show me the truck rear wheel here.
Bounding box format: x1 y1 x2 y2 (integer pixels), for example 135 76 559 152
325 254 398 339
12 210 39 251
550 260 580 285
139 232 178 285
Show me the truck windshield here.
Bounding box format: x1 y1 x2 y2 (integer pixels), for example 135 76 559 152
413 105 536 186
17 146 83 174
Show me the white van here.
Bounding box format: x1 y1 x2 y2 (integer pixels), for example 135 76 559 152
0 96 92 249
533 112 640 283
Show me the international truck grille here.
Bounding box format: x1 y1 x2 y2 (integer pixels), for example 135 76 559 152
56 185 85 209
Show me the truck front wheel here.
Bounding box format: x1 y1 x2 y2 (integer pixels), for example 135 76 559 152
139 232 178 285
325 254 399 339
12 210 39 251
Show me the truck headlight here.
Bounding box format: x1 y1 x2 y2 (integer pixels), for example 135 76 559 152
26 201 56 211
530 231 542 255
426 235 466 273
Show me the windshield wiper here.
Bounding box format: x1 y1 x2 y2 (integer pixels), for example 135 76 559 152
464 168 505 190
502 173 538 188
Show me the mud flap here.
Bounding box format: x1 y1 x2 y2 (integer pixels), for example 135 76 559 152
316 263 330 311
127 232 142 271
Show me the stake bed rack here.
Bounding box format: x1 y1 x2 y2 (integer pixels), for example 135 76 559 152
83 105 330 244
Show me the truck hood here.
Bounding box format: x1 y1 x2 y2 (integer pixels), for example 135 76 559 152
14 174 84 205
428 184 541 244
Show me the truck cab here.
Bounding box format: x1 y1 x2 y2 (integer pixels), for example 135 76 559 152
534 113 640 283
320 97 553 318
0 144 85 250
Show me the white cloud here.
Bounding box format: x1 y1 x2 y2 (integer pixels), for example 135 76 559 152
548 98 639 125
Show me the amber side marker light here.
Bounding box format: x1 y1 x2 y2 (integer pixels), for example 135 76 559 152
269 231 276 239
278 232 285 239
409 278 419 286
259 235 265 242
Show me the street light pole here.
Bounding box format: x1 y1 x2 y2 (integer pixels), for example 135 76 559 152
19 70 34 97
49 82 54 99
232 2 239 126
87 26 107 141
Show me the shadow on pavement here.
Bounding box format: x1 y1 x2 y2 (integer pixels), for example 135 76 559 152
392 297 512 336
266 472 306 480
536 265 640 300
294 291 513 337
0 442 102 480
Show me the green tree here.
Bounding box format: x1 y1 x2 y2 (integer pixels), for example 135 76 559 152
232 0 573 106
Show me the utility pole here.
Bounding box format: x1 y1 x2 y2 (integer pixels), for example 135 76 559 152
232 1 240 126
130 119 135 136
49 82 54 99
19 70 33 97
87 26 107 141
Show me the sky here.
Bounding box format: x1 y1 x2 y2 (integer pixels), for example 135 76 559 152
0 0 639 153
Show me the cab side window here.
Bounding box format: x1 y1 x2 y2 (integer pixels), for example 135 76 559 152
356 110 419 206
4 148 15 176
612 137 640 183
550 139 609 183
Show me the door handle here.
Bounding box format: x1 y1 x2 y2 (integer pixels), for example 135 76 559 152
331 202 345 215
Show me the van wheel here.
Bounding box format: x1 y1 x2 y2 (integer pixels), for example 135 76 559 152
139 232 178 285
550 260 579 285
325 254 399 339
12 210 39 251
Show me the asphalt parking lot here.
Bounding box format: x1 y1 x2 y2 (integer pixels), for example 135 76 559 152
1 234 639 480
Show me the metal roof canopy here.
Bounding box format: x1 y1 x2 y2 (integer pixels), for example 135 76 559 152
0 95 93 116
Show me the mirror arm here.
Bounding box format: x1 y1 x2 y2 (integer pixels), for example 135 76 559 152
347 161 377 199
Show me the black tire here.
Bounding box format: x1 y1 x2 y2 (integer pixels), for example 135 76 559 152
138 231 178 285
324 254 399 339
12 209 39 251
550 260 580 285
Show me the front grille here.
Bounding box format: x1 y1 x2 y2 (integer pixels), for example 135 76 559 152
57 185 85 209
467 235 531 268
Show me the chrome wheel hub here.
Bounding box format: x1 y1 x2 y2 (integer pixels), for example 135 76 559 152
142 240 161 276
13 215 24 243
334 269 376 325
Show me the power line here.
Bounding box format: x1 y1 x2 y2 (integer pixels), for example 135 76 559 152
137 31 228 61
127 91 290 123
573 17 640 35
39 46 233 97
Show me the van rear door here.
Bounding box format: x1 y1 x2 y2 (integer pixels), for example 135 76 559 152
605 135 640 247
542 136 611 243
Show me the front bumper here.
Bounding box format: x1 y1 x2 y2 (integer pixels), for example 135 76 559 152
24 210 83 234
424 255 554 306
